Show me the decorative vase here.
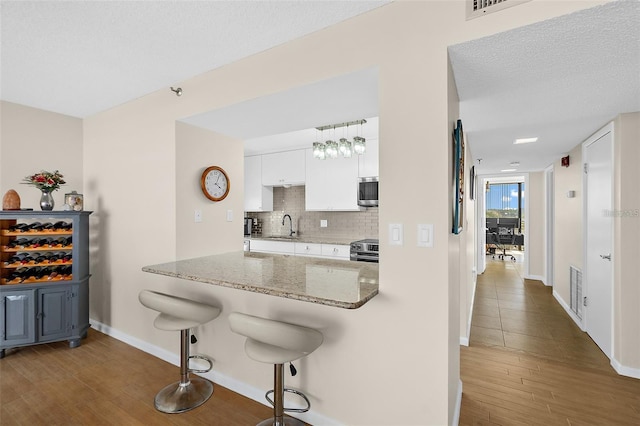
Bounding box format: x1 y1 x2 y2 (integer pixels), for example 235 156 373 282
40 190 54 211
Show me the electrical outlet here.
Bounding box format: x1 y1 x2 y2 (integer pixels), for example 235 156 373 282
320 220 328 228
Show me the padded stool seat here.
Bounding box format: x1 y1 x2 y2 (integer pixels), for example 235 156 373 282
229 312 323 426
139 290 220 331
139 290 221 414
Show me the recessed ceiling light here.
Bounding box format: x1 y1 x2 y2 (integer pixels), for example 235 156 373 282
514 137 538 144
501 169 517 172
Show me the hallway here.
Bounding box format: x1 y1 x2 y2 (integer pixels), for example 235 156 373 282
459 255 640 425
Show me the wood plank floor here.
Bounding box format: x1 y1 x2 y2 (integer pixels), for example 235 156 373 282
0 329 275 425
460 254 640 425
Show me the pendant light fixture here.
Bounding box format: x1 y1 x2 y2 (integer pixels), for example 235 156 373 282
312 119 366 159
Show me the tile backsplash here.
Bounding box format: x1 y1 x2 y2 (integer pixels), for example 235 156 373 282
246 186 378 241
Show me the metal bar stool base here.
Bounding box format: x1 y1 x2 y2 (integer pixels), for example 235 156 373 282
256 416 306 426
154 377 213 414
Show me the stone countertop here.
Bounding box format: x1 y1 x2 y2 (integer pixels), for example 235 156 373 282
142 251 379 309
249 235 359 245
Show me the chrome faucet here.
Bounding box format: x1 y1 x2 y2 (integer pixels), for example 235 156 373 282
282 214 295 237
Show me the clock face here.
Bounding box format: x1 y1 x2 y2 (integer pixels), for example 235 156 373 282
201 166 230 201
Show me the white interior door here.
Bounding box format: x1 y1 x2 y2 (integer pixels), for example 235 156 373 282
584 127 613 358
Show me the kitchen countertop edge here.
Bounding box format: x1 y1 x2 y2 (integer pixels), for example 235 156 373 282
142 252 379 309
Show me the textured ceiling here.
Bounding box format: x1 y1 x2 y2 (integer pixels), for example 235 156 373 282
0 0 390 118
449 0 640 175
2 1 638 172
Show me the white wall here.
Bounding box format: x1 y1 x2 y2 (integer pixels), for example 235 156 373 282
553 144 583 304
75 1 610 424
0 101 83 209
527 172 545 280
613 112 640 373
175 122 244 260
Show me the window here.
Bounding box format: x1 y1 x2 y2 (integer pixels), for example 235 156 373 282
486 182 525 232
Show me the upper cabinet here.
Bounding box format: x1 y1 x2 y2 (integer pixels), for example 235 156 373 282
305 148 362 211
244 155 273 212
358 139 379 178
261 150 306 186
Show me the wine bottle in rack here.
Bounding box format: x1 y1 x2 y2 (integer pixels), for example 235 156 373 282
7 238 29 249
28 222 44 231
53 221 72 231
8 223 30 233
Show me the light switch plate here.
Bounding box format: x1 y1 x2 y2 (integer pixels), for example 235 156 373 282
389 223 403 246
320 220 328 228
194 209 202 223
226 209 233 222
417 224 433 247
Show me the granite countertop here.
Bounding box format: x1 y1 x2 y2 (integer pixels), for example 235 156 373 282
142 251 379 309
249 235 358 245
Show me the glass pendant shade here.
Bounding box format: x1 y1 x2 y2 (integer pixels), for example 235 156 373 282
313 142 326 160
339 138 352 158
353 136 366 155
325 140 338 159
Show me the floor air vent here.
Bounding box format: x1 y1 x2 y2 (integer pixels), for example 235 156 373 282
466 0 531 20
570 265 583 319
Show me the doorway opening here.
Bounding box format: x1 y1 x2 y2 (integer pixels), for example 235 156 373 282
478 175 528 275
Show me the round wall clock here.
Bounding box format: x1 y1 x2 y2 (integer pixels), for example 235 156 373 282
200 166 230 202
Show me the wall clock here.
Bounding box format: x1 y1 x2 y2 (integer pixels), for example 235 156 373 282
200 166 230 202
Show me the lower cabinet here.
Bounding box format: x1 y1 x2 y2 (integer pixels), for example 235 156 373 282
0 280 89 358
251 240 349 261
249 240 295 255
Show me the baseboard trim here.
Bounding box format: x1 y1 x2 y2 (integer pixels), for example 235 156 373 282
552 290 584 330
460 276 477 347
611 358 640 379
524 274 545 282
452 379 463 426
546 299 640 380
89 319 341 426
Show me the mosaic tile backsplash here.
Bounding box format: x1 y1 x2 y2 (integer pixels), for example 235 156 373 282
245 186 378 241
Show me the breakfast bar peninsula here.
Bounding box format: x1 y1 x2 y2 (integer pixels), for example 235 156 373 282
142 251 378 309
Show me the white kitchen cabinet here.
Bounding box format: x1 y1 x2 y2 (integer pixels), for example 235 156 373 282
249 240 295 255
294 242 323 257
358 138 379 178
261 150 306 186
251 240 349 261
321 244 350 260
244 155 273 212
305 149 362 211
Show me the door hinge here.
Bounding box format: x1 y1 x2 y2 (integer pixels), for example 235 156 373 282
584 163 588 174
583 296 588 307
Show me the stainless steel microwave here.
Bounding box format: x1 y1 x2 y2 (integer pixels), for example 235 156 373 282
358 177 378 207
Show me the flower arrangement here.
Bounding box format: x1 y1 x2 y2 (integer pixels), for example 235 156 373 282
22 170 66 192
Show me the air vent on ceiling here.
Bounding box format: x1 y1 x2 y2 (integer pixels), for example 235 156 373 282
466 0 532 20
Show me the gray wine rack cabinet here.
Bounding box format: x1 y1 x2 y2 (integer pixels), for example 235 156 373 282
0 211 92 358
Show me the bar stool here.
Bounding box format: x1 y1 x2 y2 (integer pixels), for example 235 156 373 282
228 312 323 426
139 289 221 414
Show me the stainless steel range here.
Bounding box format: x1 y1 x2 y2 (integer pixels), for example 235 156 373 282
350 239 379 263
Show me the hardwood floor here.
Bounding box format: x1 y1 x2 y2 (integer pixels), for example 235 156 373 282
460 254 640 425
0 330 274 425
3 255 639 425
